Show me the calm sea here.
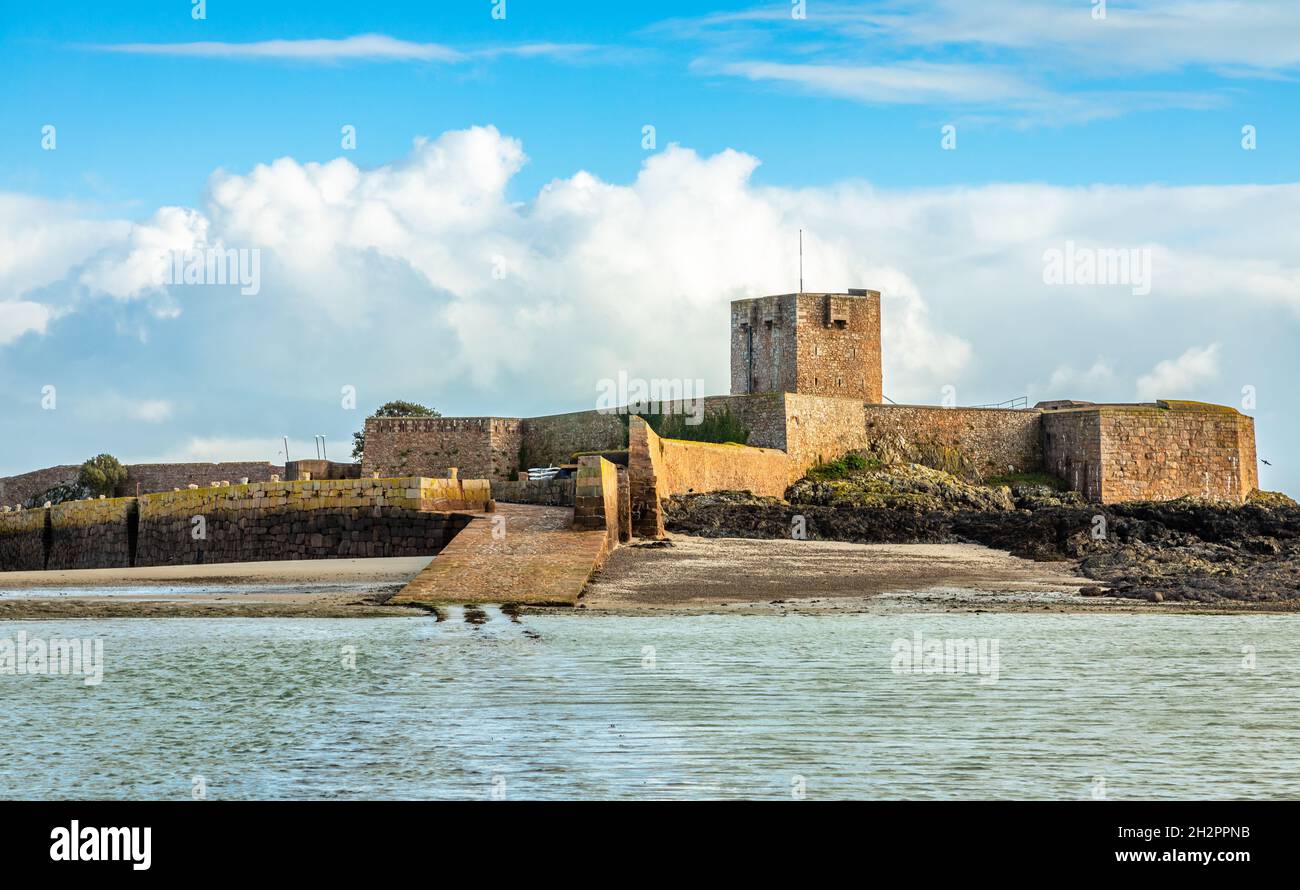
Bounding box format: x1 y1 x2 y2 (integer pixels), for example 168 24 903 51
2 609 1297 799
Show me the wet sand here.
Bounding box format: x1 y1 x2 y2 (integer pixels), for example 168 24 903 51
576 535 1266 615
0 538 1281 618
0 556 434 589
0 557 435 619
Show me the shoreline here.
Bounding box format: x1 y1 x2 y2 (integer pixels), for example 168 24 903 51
1 537 1296 618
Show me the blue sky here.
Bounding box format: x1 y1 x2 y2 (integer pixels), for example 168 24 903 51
1 0 1298 492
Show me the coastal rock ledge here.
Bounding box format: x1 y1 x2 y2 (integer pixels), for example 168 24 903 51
662 473 1300 604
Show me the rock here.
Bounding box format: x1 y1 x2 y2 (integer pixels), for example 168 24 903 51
1079 586 1105 596
786 462 1014 513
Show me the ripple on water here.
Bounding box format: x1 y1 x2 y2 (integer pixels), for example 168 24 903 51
1 610 1298 800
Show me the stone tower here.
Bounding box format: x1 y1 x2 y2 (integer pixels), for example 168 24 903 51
730 290 882 402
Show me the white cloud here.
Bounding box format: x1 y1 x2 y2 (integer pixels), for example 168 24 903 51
868 0 1300 74
1136 343 1222 400
84 33 595 64
76 207 208 300
0 301 53 345
1032 358 1118 403
7 126 1300 413
672 1 1298 119
130 400 174 423
0 195 131 298
714 60 1042 106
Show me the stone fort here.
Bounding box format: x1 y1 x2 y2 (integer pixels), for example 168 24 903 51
0 289 1261 585
0 290 1259 516
358 290 1258 506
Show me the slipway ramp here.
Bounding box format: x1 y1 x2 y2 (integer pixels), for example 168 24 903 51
391 503 609 607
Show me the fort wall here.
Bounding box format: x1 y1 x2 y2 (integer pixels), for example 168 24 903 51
361 417 520 481
0 477 489 572
860 404 1043 480
1042 409 1104 501
628 418 666 539
284 460 361 481
519 410 625 470
123 462 283 495
48 497 136 570
0 508 47 571
0 462 286 507
491 478 575 506
574 456 621 549
1043 401 1258 503
0 465 80 507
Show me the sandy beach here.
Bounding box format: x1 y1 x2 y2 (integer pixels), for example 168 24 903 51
575 535 1277 615
0 537 1283 618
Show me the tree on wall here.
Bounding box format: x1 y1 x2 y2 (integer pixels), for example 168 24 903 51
77 454 128 498
351 401 441 462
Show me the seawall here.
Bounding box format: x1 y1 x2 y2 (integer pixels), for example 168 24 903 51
0 476 489 572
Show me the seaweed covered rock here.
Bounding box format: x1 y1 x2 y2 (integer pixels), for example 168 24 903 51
785 462 1015 512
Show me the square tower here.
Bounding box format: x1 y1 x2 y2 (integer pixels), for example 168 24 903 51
730 290 882 401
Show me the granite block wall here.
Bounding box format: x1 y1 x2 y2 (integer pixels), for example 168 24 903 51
0 508 48 571
1042 409 1103 501
121 462 282 495
47 497 136 570
860 404 1044 480
519 410 625 470
573 456 620 549
134 477 483 566
628 417 666 539
361 417 521 481
0 477 487 572
491 478 575 506
1042 401 1257 503
284 460 361 481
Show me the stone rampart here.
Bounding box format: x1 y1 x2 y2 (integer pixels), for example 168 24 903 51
48 497 137 570
0 508 48 571
491 478 575 506
859 403 1043 480
573 456 620 549
0 477 488 571
1044 400 1257 504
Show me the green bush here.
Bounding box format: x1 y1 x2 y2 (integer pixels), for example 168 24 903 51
77 454 128 498
806 452 881 480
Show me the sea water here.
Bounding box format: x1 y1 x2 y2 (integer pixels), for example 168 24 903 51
1 609 1296 799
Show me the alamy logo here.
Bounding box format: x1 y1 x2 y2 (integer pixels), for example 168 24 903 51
891 631 1000 684
156 247 261 295
50 821 150 870
0 632 103 686
1042 240 1151 296
596 371 705 425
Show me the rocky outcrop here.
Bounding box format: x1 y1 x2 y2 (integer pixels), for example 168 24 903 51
786 462 1016 512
